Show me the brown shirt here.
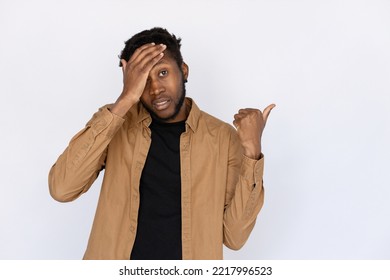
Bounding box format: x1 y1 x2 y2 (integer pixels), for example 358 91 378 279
48 98 265 259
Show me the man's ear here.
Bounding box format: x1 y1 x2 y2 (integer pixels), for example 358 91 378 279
181 62 189 82
120 59 127 74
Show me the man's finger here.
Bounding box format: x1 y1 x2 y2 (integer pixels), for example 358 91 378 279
232 119 240 130
129 43 156 63
262 104 276 123
139 48 165 72
233 113 245 121
133 44 166 67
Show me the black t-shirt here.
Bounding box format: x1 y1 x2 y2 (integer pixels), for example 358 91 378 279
130 119 186 260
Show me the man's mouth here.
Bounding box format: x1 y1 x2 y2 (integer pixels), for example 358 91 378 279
153 98 171 111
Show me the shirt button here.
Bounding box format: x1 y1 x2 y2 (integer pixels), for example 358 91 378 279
130 226 135 232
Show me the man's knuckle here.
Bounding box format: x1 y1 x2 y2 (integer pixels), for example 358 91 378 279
252 110 261 117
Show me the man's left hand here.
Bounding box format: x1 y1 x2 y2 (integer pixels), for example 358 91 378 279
233 104 276 160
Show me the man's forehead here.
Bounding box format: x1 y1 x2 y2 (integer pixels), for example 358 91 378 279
155 58 170 65
155 53 177 66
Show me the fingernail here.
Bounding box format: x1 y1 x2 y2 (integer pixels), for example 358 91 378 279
151 42 155 45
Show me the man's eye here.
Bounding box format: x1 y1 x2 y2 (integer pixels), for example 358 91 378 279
159 70 168 77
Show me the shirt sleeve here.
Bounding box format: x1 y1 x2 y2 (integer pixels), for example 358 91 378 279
48 105 125 202
223 127 265 250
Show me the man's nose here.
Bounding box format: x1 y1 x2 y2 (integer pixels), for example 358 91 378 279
149 78 164 96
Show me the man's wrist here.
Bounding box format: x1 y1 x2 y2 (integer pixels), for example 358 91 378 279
242 145 262 160
110 96 138 117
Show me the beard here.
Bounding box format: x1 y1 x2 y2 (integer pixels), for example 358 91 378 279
141 81 186 123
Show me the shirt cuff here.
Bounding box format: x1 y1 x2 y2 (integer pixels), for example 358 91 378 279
90 106 125 137
240 153 265 186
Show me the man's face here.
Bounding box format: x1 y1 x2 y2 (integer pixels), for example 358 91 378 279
140 53 188 123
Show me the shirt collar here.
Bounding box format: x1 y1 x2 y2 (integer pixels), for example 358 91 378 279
135 102 152 126
184 98 200 133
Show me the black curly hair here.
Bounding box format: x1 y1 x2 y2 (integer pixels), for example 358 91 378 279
118 27 183 68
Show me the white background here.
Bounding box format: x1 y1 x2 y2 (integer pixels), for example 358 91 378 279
0 0 389 259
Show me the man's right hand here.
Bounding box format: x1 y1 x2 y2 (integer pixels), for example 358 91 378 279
110 43 167 117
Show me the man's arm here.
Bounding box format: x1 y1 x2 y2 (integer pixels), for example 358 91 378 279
48 106 124 202
49 43 167 202
223 105 275 249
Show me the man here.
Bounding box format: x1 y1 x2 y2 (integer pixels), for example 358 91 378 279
49 27 275 260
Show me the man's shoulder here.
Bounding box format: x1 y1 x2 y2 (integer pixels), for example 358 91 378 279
199 110 226 125
198 110 236 136
188 98 235 134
